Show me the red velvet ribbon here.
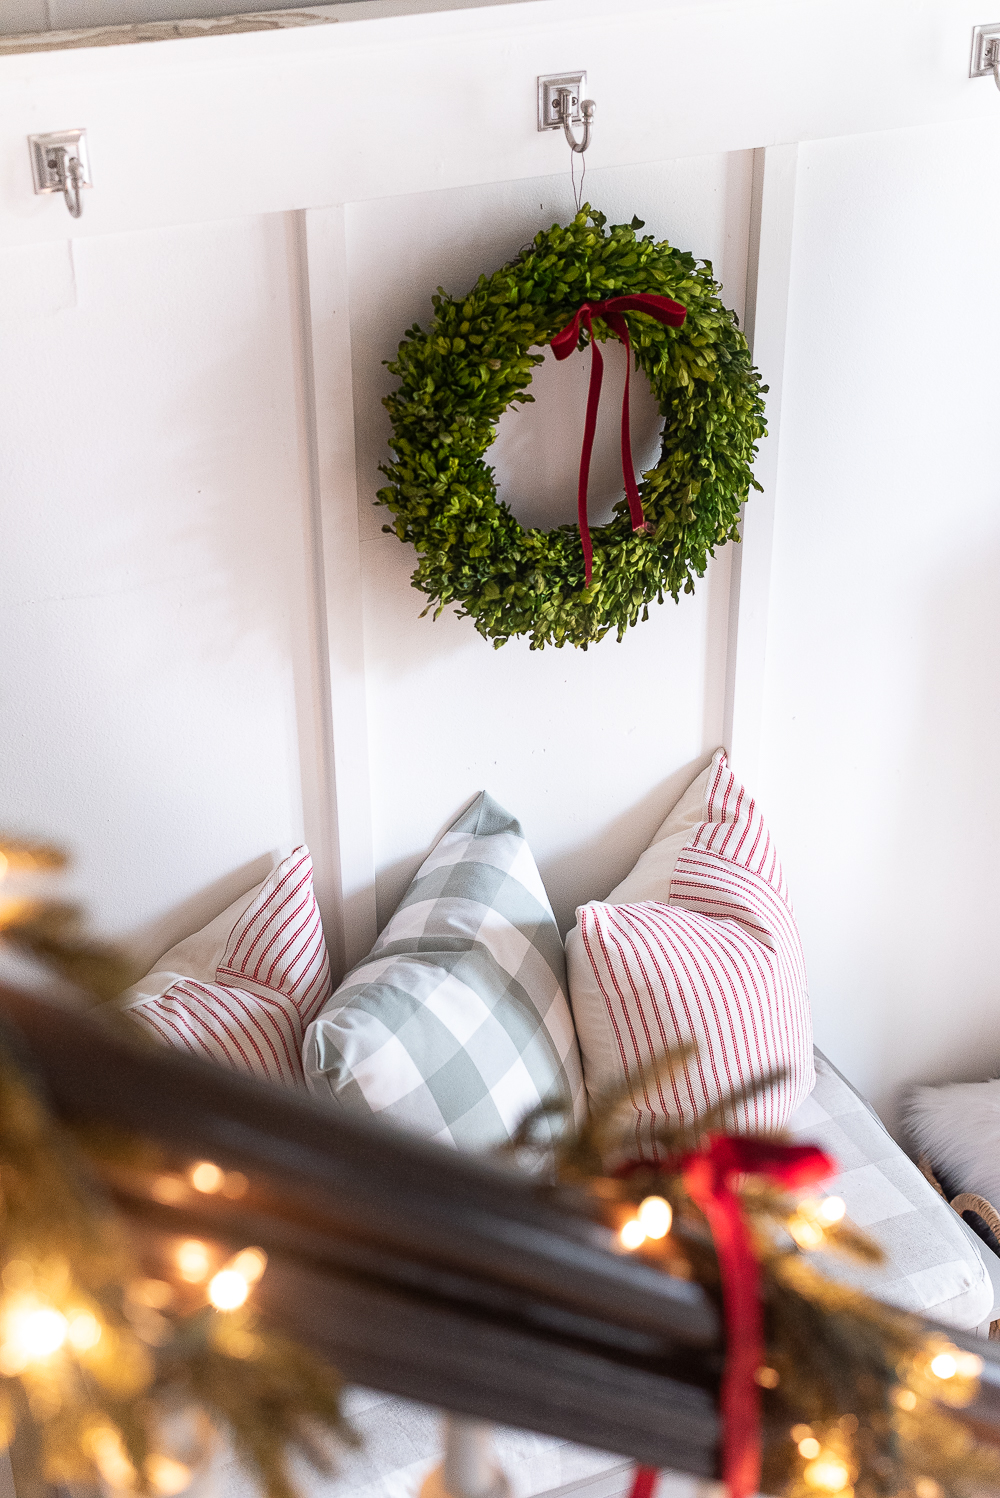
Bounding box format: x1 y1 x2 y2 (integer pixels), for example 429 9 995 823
550 294 687 587
626 1135 836 1498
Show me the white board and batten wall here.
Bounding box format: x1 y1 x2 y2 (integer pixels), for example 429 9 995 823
1 0 1000 1130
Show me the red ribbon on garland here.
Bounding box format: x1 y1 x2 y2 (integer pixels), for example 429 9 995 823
626 1135 836 1498
550 294 687 587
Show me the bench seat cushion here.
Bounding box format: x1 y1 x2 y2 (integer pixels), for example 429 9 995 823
787 1051 995 1332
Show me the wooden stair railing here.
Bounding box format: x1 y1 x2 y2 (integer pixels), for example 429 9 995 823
2 982 1000 1479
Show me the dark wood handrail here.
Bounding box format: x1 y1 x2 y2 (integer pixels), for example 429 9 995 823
2 981 1000 1477
0 982 721 1472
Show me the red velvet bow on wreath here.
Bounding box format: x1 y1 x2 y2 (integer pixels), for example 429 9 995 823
550 294 688 587
627 1134 836 1498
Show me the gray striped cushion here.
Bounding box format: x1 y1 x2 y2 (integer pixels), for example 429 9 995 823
787 1051 994 1330
303 794 586 1149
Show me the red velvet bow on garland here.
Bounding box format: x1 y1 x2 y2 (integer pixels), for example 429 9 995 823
628 1135 836 1498
550 294 687 587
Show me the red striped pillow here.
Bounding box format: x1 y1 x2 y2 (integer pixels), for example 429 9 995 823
565 750 813 1155
124 847 331 1089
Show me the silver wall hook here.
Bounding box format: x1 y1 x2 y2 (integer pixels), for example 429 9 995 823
55 147 84 218
556 88 595 154
970 25 1000 91
537 73 596 155
28 129 92 219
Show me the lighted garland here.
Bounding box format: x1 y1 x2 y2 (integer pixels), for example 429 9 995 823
0 842 350 1498
377 207 767 650
0 1047 350 1498
511 1053 1000 1498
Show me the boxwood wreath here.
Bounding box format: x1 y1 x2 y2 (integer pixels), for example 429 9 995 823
377 207 767 650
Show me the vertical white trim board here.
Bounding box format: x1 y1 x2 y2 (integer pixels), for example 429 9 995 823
723 142 798 788
301 204 378 977
291 207 345 976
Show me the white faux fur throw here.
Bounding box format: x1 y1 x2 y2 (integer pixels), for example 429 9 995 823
906 1080 1000 1208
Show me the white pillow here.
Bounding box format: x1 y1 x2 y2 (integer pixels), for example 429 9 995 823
123 846 332 1090
606 761 713 905
565 749 814 1149
906 1080 1000 1210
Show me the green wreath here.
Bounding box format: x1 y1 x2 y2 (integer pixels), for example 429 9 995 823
377 207 766 650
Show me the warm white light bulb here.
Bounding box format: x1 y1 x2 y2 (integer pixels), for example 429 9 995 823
190 1162 224 1194
176 1240 211 1283
88 1426 137 1488
803 1455 851 1492
788 1216 825 1250
67 1310 102 1351
930 1353 957 1380
637 1196 673 1240
817 1196 846 1224
230 1248 267 1285
3 1305 69 1367
619 1219 646 1250
208 1270 249 1311
146 1455 193 1495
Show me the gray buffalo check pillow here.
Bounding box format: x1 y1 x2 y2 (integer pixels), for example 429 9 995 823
303 794 587 1149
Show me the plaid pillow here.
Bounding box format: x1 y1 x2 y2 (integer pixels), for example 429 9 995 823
303 794 586 1149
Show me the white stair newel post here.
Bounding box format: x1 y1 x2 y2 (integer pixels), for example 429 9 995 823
420 1415 512 1498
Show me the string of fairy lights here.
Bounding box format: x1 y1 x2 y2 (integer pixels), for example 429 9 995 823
0 1142 281 1493
0 1188 266 1374
613 1185 985 1498
505 1061 1000 1498
0 838 351 1498
618 1190 850 1254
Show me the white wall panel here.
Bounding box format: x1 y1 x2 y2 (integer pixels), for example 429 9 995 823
1 0 998 249
757 116 1000 1128
0 213 328 963
347 154 752 932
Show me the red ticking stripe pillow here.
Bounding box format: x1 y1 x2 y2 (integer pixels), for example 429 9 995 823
125 847 331 1090
565 750 814 1157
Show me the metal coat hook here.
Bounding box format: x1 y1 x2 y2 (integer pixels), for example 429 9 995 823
556 88 595 154
537 73 596 155
970 25 1000 91
28 130 92 219
53 148 84 218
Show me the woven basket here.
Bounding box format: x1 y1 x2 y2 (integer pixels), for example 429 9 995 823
919 1154 1000 1340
